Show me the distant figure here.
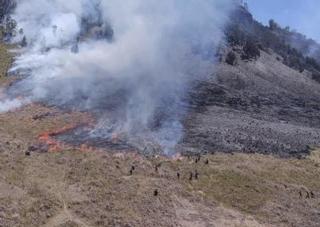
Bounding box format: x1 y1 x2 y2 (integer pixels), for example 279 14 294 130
205 159 209 165
177 172 180 179
154 189 158 196
195 170 199 180
21 36 27 47
129 166 135 175
195 155 201 164
311 191 315 199
189 172 193 181
155 164 161 173
71 43 79 53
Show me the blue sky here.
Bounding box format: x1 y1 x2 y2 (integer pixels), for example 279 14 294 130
246 0 320 42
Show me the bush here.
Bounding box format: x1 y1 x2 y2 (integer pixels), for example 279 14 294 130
306 57 320 71
241 40 260 60
20 36 27 47
312 71 320 83
225 51 237 65
268 19 279 31
0 0 16 22
226 24 247 46
285 55 304 72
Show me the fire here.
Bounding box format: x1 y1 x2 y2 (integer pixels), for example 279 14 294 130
38 124 77 152
38 114 96 152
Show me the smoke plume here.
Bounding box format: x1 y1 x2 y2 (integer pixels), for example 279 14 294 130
7 0 233 154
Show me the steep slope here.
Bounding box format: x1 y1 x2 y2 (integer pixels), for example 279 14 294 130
184 50 320 156
182 6 320 157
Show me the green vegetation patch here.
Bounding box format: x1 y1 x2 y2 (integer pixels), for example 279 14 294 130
0 43 13 77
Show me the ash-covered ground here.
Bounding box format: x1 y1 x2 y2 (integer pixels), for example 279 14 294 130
180 5 320 157
183 50 320 157
50 47 320 158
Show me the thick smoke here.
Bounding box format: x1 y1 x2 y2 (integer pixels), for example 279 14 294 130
7 0 233 154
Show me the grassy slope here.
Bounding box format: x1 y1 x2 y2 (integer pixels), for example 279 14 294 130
0 44 319 227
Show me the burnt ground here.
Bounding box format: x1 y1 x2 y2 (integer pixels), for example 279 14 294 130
0 44 320 226
36 47 320 158
183 49 320 157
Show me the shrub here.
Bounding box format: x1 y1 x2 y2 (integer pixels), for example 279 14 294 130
268 19 279 31
20 36 27 47
0 0 16 22
225 51 237 65
312 71 320 83
306 57 320 71
241 40 260 60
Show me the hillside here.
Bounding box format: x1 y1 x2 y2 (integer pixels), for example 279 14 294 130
182 5 320 157
0 2 319 227
226 5 320 81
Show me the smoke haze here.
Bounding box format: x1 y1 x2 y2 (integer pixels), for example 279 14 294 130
7 0 233 154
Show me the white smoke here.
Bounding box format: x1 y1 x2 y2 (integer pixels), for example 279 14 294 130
6 0 233 154
0 98 28 112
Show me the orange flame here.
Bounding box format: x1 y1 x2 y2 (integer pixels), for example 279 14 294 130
38 115 95 152
38 124 77 152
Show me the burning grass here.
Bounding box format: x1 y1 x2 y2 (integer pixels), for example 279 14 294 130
0 103 95 152
38 122 94 152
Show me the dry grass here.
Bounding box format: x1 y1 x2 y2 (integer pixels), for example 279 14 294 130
1 140 319 226
0 104 320 226
0 104 91 141
0 43 13 77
